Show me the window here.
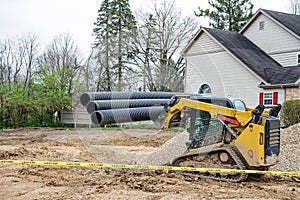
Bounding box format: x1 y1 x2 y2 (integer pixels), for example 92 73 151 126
259 92 278 105
233 100 246 111
264 93 273 105
298 54 300 65
198 84 212 94
259 21 265 30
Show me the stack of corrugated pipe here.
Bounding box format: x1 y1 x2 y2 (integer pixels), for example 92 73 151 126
80 92 180 126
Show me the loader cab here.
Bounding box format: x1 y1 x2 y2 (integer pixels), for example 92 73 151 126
187 96 247 148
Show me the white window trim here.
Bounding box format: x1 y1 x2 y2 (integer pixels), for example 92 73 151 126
259 21 265 30
297 53 300 65
198 83 212 94
264 92 273 105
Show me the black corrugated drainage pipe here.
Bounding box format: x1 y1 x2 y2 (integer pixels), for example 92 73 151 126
80 92 179 106
91 106 165 125
86 99 170 114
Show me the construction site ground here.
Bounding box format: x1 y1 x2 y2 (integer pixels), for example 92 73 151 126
0 127 299 200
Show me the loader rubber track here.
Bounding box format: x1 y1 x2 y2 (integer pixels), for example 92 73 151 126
171 147 248 182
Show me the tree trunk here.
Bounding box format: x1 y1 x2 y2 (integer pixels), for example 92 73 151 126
117 28 122 91
105 34 111 91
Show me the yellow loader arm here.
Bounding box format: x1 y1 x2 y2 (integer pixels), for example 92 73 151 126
162 96 280 129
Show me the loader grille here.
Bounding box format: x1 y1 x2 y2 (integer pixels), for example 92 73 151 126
265 117 280 157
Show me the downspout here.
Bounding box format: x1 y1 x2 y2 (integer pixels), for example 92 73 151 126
282 85 286 102
184 57 188 93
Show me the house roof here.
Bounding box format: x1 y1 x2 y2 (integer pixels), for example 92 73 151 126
264 65 300 85
240 9 300 39
182 27 300 85
205 28 298 84
261 9 300 37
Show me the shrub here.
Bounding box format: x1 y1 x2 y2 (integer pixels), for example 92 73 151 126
280 100 300 126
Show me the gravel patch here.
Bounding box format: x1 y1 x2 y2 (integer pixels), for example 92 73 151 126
137 131 189 166
84 130 189 166
270 123 300 172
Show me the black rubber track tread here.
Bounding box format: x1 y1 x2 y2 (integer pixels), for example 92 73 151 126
171 147 249 182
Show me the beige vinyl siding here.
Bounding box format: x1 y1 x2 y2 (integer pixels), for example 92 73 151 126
185 50 264 108
184 32 223 56
271 51 300 66
61 108 92 127
185 53 226 97
243 14 300 67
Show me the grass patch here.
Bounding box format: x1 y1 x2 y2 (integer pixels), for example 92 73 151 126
123 123 159 129
168 126 186 131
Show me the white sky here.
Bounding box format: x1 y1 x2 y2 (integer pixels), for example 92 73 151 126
0 0 291 57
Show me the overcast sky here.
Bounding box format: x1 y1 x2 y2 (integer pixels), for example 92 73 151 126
0 0 292 57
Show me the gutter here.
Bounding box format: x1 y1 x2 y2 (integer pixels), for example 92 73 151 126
258 83 300 89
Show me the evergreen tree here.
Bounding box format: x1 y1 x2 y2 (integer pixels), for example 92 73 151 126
94 0 114 91
111 0 137 91
195 0 254 31
93 0 137 91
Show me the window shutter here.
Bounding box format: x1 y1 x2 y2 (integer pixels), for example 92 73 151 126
259 92 264 104
273 92 278 105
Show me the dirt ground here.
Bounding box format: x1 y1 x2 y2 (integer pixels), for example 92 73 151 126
0 128 299 200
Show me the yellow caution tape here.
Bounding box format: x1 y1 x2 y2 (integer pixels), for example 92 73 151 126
0 160 299 176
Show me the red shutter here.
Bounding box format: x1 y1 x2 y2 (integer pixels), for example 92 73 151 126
259 92 264 105
273 92 278 105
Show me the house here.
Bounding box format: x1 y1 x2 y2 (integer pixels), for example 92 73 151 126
182 9 300 108
240 9 300 102
240 9 300 67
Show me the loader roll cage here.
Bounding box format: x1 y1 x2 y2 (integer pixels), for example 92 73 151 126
162 95 281 129
163 95 249 128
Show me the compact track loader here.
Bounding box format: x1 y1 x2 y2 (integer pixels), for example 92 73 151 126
162 95 281 182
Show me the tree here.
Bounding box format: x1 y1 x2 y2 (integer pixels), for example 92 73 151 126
35 34 82 124
0 33 82 128
195 0 254 31
21 34 39 90
93 0 114 91
0 34 40 128
289 0 300 15
111 0 137 90
131 0 198 92
93 0 137 91
38 34 82 95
